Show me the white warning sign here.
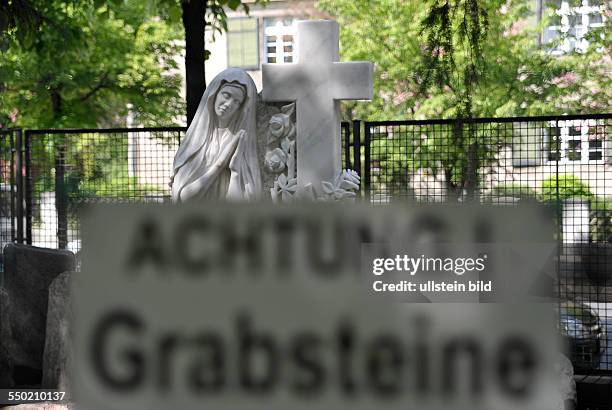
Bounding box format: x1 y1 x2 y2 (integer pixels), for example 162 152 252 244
73 203 561 410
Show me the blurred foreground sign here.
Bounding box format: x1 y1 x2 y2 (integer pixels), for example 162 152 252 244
74 203 560 410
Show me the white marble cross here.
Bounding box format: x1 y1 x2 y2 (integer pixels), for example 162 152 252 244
262 20 373 193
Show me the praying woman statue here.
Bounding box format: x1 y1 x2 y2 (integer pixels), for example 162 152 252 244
170 68 262 202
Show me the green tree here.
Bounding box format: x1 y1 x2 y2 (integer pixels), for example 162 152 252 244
0 0 268 127
318 0 573 119
317 0 610 200
531 0 611 114
317 0 521 199
0 0 184 128
318 0 609 120
145 0 267 125
0 0 186 250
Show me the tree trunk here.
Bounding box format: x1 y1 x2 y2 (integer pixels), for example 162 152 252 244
55 147 68 250
182 0 207 126
50 90 68 248
465 141 479 201
50 89 62 121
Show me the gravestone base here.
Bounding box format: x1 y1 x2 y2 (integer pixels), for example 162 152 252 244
2 404 74 410
42 272 73 391
0 287 14 387
3 244 76 386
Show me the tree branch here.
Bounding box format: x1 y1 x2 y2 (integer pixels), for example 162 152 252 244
80 72 111 102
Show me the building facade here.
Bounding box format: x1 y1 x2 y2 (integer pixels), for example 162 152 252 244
204 0 325 91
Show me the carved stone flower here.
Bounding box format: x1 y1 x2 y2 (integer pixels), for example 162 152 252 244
321 181 357 201
264 148 287 173
339 169 360 191
317 169 361 202
267 113 296 143
272 173 298 203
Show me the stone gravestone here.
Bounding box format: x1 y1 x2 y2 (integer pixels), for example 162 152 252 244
0 287 13 387
2 244 75 386
262 20 373 198
42 271 73 390
170 20 371 203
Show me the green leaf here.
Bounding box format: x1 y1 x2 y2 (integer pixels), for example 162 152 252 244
168 5 182 22
21 29 35 49
100 7 110 20
227 0 241 10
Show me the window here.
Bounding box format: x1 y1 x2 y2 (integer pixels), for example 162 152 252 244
227 18 259 69
264 18 296 64
544 0 606 54
548 119 606 164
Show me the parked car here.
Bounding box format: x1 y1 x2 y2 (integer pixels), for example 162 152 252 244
560 301 606 372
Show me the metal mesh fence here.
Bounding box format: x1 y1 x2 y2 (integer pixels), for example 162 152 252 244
364 114 612 378
2 114 611 397
364 116 611 202
21 124 355 253
0 131 15 248
341 120 361 173
341 121 350 170
0 130 16 281
24 127 184 252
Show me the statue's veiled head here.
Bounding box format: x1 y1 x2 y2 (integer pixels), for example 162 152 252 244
213 82 247 127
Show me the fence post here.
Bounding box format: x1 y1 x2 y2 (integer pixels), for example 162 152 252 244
352 120 363 198
555 117 563 301
364 122 371 201
9 131 16 243
343 122 352 170
14 129 24 243
465 120 479 201
449 120 463 202
56 142 68 249
25 132 32 245
352 119 361 176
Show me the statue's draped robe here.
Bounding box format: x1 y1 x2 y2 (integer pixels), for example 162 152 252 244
171 68 261 202
175 128 233 199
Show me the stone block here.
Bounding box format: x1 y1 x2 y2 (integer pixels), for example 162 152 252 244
3 243 75 384
0 287 14 387
42 272 73 391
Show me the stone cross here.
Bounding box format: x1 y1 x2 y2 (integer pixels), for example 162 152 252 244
262 20 373 193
